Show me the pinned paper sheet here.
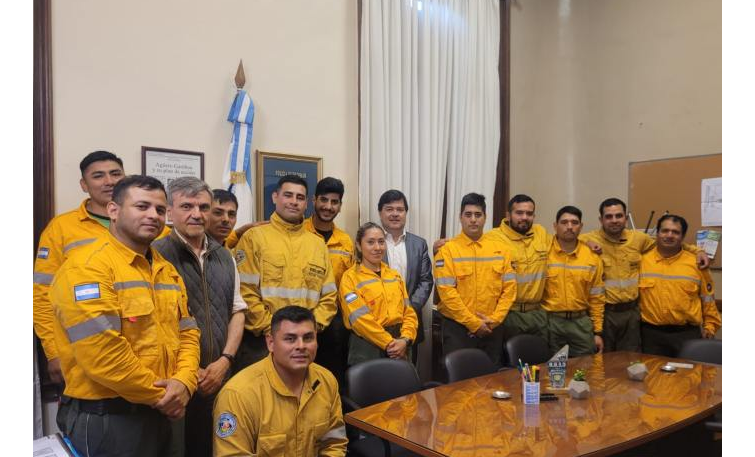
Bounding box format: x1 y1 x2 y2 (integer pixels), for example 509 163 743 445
697 230 721 259
701 177 722 226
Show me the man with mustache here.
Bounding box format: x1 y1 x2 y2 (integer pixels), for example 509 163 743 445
152 177 247 457
541 206 606 356
206 189 258 249
434 193 517 366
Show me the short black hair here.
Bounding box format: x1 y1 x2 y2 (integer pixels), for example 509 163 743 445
270 306 317 335
112 175 166 205
460 193 486 215
315 177 345 200
508 194 535 212
212 189 238 208
276 175 308 193
556 205 582 222
378 189 409 212
656 214 688 237
599 198 627 216
79 150 124 175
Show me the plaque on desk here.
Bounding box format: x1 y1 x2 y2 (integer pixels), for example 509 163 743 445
547 344 569 388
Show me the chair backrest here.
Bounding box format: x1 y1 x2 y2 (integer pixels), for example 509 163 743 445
346 358 422 408
505 334 551 367
678 338 722 365
444 348 496 383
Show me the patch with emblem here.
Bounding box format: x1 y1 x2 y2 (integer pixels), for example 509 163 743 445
345 292 358 304
234 249 247 266
74 283 101 301
511 261 518 269
215 412 237 438
707 283 712 292
37 247 50 259
435 259 444 268
308 263 326 279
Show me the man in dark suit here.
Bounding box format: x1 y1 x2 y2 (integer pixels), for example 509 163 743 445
378 190 434 365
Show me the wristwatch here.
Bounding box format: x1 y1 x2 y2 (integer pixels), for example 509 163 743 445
221 353 235 364
400 337 413 346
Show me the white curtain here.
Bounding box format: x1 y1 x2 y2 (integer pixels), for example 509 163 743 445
359 0 500 240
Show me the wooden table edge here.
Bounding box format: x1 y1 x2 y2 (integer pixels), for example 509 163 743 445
345 414 446 457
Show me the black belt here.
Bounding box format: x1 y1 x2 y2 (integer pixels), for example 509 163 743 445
641 322 699 333
73 397 152 415
512 302 541 313
606 300 637 312
548 310 588 320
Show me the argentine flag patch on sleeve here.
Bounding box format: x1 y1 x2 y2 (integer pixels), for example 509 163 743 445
74 283 101 301
37 247 50 259
435 259 444 268
344 292 358 304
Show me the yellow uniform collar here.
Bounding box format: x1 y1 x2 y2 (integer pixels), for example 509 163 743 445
271 212 304 232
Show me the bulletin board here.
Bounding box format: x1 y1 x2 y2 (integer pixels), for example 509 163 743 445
628 154 722 269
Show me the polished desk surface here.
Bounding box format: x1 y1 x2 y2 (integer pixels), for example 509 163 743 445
345 352 722 457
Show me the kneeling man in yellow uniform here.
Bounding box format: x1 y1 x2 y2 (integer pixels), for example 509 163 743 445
213 306 347 456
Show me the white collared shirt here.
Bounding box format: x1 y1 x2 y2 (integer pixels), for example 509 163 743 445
173 230 247 313
385 229 408 281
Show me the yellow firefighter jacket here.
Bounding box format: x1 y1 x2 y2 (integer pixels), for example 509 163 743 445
303 217 355 287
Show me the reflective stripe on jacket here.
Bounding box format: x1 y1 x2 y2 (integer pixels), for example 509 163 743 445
638 248 721 334
236 212 337 336
485 220 551 304
51 232 200 404
303 217 355 287
213 355 347 457
339 262 418 350
434 232 517 333
542 240 606 333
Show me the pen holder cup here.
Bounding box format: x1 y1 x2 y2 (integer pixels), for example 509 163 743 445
522 381 540 405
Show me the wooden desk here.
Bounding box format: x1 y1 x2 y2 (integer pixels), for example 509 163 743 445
345 352 721 456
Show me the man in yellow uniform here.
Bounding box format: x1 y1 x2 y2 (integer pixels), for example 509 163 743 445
484 195 551 343
213 306 347 457
435 193 517 366
206 189 257 249
51 175 200 457
580 198 710 352
34 151 125 384
638 214 721 357
542 206 605 357
235 175 337 371
303 177 355 388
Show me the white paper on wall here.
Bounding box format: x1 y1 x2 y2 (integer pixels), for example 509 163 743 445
701 177 722 226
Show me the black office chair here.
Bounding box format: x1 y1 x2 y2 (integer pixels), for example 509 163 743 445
677 338 722 365
505 334 551 368
343 359 424 457
444 348 497 383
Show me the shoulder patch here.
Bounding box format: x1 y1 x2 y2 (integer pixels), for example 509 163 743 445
37 247 50 259
435 259 444 268
706 283 712 292
234 249 246 265
215 412 238 438
344 292 358 304
74 283 101 301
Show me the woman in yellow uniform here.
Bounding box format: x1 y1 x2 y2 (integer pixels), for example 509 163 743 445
339 222 418 366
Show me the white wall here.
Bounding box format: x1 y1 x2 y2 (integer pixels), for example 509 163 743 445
52 0 359 234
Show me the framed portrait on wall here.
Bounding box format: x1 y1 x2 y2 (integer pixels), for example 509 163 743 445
256 150 322 221
141 146 205 188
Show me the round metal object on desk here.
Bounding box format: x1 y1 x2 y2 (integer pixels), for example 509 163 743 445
660 364 677 373
492 390 511 399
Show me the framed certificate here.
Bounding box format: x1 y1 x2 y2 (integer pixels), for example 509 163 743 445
141 146 205 189
256 150 322 221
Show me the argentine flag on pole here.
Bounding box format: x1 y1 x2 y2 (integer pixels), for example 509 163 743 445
222 89 255 225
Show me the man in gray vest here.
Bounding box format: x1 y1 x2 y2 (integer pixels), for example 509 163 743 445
153 177 247 457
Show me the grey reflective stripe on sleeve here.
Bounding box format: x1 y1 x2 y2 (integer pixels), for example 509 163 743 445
403 298 412 307
516 271 545 284
62 238 97 253
349 306 371 326
320 425 347 442
547 263 595 272
356 278 379 289
604 278 639 289
639 273 701 284
700 295 715 303
261 287 320 302
66 314 121 343
179 317 198 331
33 272 54 285
321 282 337 294
113 280 151 291
328 249 351 257
436 277 457 286
590 287 605 295
154 283 181 291
451 256 505 262
503 273 516 281
239 273 260 286
383 278 398 284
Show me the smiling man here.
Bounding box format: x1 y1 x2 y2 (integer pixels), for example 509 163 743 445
235 175 337 371
638 215 721 357
434 193 517 366
152 177 247 457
